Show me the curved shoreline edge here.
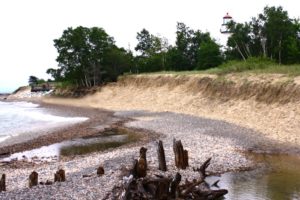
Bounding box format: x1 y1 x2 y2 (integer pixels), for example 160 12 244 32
0 100 293 199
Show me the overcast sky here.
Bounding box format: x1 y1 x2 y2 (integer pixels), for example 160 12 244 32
0 0 299 93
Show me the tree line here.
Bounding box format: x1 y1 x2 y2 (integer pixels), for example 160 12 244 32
44 6 300 87
226 6 300 64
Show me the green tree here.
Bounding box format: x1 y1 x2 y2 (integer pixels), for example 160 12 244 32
102 47 133 81
135 29 169 72
190 31 211 66
227 21 252 60
226 6 300 64
53 26 114 86
175 22 193 70
263 6 295 64
197 39 223 69
46 68 62 81
249 16 266 57
167 22 222 71
135 29 152 57
28 75 38 86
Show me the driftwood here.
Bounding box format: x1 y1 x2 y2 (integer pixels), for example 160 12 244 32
29 171 38 188
169 172 181 198
111 155 228 200
173 139 189 169
54 169 66 182
130 159 139 178
157 140 167 171
39 180 53 185
82 174 93 178
193 157 211 179
0 174 5 192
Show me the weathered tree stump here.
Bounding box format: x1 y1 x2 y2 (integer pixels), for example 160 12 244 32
109 147 228 200
114 159 227 200
183 150 189 167
54 169 66 182
169 172 181 198
136 147 147 178
153 177 171 199
140 147 147 169
97 166 104 176
0 174 5 192
173 139 189 169
130 159 139 178
29 171 38 188
157 140 167 171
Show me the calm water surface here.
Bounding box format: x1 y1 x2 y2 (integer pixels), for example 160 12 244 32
2 130 128 161
0 101 87 142
207 154 300 200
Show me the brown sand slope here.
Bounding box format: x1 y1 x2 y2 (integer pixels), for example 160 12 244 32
43 74 300 151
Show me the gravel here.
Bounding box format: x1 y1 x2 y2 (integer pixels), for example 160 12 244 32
0 110 281 199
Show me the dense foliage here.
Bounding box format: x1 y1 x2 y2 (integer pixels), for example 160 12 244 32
226 6 300 64
28 75 46 86
49 26 132 87
47 6 300 87
28 76 38 86
134 23 222 73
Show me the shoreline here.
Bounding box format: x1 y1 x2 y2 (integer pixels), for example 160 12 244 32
0 102 123 155
0 101 162 164
2 98 299 166
0 98 299 199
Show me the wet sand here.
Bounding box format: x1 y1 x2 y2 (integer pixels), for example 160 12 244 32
0 103 120 155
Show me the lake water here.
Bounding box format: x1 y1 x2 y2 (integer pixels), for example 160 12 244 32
0 101 88 143
1 129 131 162
207 154 300 200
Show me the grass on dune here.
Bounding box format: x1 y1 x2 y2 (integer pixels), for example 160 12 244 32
138 57 300 76
206 57 300 76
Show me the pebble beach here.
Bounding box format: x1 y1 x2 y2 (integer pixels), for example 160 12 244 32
0 104 294 199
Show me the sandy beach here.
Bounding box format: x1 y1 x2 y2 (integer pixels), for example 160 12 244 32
0 100 298 199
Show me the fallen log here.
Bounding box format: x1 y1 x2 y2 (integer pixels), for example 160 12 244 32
39 180 53 185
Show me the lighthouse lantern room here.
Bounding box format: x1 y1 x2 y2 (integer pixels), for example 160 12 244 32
220 13 233 34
